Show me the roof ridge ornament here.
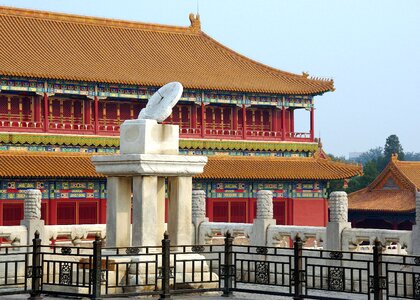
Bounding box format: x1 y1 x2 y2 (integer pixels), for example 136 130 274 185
189 13 201 32
391 153 398 162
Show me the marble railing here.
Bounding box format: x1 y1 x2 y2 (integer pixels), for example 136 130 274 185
198 222 252 245
45 224 106 246
0 226 27 246
267 225 326 248
342 227 411 254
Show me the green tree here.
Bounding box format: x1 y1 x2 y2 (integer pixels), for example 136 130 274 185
404 152 420 161
346 160 379 193
384 134 404 162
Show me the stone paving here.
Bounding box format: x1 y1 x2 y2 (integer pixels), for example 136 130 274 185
0 291 369 300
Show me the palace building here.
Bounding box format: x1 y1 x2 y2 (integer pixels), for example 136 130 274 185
0 7 361 227
348 154 419 230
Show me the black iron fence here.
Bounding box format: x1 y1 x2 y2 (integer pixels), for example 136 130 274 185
0 231 419 299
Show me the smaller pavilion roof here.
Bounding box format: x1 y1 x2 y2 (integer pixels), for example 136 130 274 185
349 154 420 213
0 151 361 180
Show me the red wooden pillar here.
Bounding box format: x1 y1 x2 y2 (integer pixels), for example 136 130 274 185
310 107 314 141
94 96 99 134
200 102 205 138
290 109 294 134
43 93 49 132
232 106 238 131
241 104 246 139
272 107 277 132
191 103 197 130
281 107 286 141
84 98 91 128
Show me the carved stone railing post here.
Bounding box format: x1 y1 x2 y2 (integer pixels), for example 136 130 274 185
326 191 351 251
250 190 276 246
192 190 208 244
411 191 420 255
21 189 46 245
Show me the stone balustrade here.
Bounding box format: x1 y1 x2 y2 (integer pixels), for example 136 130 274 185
45 224 106 246
0 225 27 246
267 225 326 248
198 222 252 245
1 188 418 255
341 227 411 254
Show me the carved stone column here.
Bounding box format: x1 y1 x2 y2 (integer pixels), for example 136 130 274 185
326 191 351 251
21 189 45 245
411 191 420 255
256 190 274 220
192 190 208 244
251 190 276 246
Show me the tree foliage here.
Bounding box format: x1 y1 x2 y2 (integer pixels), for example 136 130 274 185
384 134 404 161
328 134 419 194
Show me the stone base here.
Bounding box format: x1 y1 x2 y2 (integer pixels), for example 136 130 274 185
125 253 218 293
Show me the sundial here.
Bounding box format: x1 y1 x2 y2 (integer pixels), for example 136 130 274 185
138 82 183 123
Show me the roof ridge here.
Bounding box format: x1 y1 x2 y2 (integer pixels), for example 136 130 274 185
0 5 198 35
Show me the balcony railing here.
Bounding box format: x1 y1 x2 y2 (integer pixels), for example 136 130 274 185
0 118 312 142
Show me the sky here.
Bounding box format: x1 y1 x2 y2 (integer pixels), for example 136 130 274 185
0 0 419 157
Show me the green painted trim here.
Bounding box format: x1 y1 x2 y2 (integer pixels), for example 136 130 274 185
0 133 119 147
179 140 317 152
0 133 318 152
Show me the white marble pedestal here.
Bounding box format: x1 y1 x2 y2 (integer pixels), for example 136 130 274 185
91 119 207 248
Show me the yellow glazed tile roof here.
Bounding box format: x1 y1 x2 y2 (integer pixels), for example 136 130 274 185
0 151 102 178
196 156 362 180
0 151 361 180
348 189 415 213
0 6 334 95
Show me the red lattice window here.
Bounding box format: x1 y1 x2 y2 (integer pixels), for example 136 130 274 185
213 202 228 222
10 97 19 115
98 102 104 119
79 202 98 224
74 100 82 119
0 96 8 114
52 100 60 117
57 202 76 225
63 101 72 118
273 201 286 225
106 103 117 119
21 97 31 117
119 103 131 121
230 202 247 223
2 203 24 226
132 102 143 117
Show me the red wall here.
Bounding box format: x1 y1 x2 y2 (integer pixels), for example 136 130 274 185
290 198 328 226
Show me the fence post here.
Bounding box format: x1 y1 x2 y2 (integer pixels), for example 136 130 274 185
222 231 234 297
293 235 303 300
29 230 42 300
372 239 384 300
91 234 102 300
160 231 171 299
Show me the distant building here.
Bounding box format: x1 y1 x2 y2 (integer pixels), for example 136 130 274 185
348 152 363 162
348 154 419 230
